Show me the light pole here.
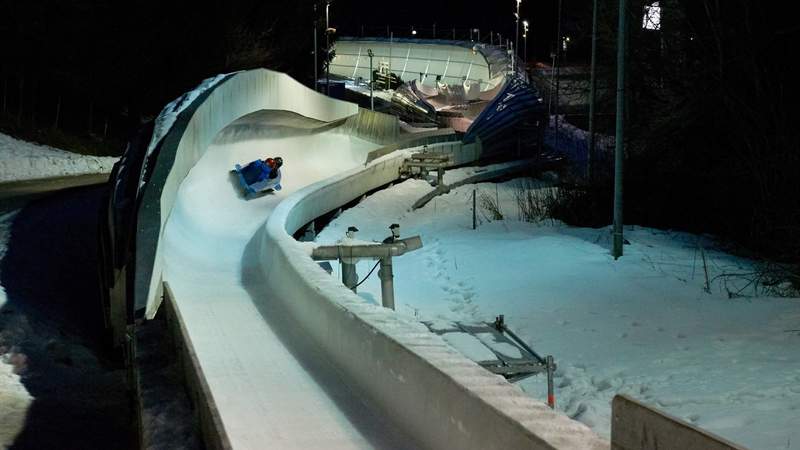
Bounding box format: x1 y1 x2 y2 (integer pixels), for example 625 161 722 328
514 0 522 70
588 0 599 179
554 0 563 156
368 49 374 110
522 20 529 62
325 0 331 95
613 0 627 259
313 3 318 92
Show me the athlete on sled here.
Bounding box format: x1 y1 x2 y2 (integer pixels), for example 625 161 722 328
232 156 283 198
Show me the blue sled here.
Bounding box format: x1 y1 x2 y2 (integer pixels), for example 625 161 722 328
232 161 282 199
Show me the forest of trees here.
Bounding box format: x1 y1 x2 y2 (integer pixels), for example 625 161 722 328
1 0 796 281
560 0 798 284
0 0 324 155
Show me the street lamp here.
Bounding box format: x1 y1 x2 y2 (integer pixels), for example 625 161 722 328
411 26 417 36
522 20 529 62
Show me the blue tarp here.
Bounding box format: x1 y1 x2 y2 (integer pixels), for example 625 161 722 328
462 75 545 155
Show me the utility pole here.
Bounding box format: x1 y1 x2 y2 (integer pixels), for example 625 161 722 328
554 0 563 154
368 49 374 110
325 0 331 95
515 0 522 70
313 3 318 92
587 0 599 179
389 32 393 79
612 0 627 259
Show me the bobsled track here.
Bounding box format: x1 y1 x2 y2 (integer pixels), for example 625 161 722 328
130 68 608 449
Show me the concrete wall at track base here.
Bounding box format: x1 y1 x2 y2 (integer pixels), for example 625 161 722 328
611 395 746 450
261 151 609 450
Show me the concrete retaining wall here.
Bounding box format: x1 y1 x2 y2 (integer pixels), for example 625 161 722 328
611 395 746 450
331 39 497 91
339 108 400 144
365 128 460 163
406 140 483 167
259 152 609 450
162 282 232 450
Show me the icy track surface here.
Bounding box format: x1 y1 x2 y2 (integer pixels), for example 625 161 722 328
161 111 414 449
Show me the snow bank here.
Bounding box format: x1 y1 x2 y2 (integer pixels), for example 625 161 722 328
0 133 118 183
139 73 232 191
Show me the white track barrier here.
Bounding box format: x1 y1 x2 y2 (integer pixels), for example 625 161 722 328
142 69 357 318
258 151 608 450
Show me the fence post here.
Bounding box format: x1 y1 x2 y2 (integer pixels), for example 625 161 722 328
472 189 477 230
546 355 556 409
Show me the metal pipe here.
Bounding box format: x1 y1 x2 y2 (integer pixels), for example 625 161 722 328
313 4 318 92
325 1 330 95
613 0 627 259
587 0 599 179
546 355 556 409
378 258 395 310
389 32 393 82
472 189 476 230
311 236 423 260
515 0 521 68
342 262 358 291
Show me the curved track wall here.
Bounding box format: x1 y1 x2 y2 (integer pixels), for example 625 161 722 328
258 153 608 450
135 69 359 318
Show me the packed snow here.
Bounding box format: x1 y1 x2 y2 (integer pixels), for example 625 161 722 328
139 73 231 191
0 132 118 183
316 176 800 450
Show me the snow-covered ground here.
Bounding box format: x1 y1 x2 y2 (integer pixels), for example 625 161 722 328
0 132 118 183
0 208 31 447
316 177 800 450
0 134 131 447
